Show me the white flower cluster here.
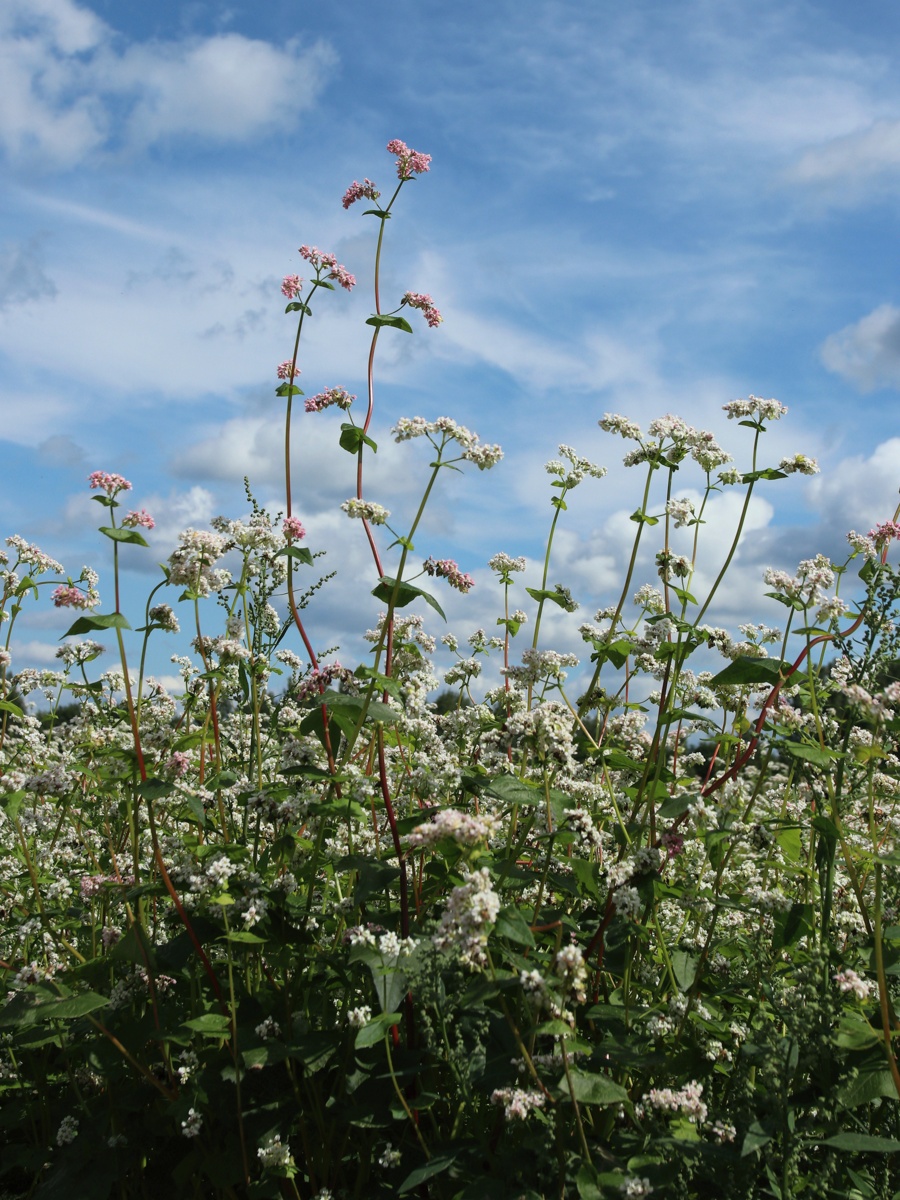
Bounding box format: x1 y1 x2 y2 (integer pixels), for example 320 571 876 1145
257 1134 294 1169
645 1079 708 1123
340 498 391 524
834 968 875 1001
433 867 500 968
405 808 500 850
489 1086 546 1120
391 416 503 469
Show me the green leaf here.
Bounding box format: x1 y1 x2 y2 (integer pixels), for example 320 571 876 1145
558 1068 629 1106
339 424 377 455
821 1133 900 1152
354 1011 402 1048
284 300 311 314
98 526 149 547
275 383 303 397
494 907 535 946
782 741 840 766
276 545 314 566
0 699 23 718
182 1012 232 1035
525 586 571 609
366 313 414 333
372 576 446 621
31 990 110 1021
671 949 698 992
224 931 267 945
709 656 786 687
658 793 694 820
772 902 813 952
61 611 132 638
629 509 659 525
398 1154 457 1194
837 1068 900 1108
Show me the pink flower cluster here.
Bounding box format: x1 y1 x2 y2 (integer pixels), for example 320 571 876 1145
295 661 353 701
298 245 355 291
277 361 301 381
88 471 131 496
402 291 443 328
342 178 381 209
52 585 99 610
282 516 306 541
423 556 474 593
305 387 355 413
281 274 303 299
122 509 155 530
869 521 900 548
386 138 432 180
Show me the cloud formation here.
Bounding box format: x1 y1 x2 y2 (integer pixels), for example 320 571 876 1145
820 304 900 392
0 237 57 309
0 0 335 168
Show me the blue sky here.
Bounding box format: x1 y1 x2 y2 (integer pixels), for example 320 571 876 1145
2 0 900 694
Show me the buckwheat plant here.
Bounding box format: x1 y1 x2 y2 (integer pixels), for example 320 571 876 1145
3 140 900 1200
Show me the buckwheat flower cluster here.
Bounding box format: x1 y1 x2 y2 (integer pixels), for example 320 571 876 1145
56 639 104 666
5 535 64 575
402 291 442 327
869 520 900 549
52 583 99 610
503 648 579 685
391 415 502 469
282 516 306 541
433 867 500 967
342 177 381 209
257 1135 294 1169
277 361 301 380
305 387 355 413
406 808 500 850
612 886 642 919
340 498 390 525
298 245 355 290
655 551 692 582
722 395 788 421
347 1005 372 1028
294 661 353 701
779 453 819 475
181 1108 202 1138
833 968 874 1001
122 509 155 530
489 551 527 575
378 1143 402 1169
645 1079 708 1122
168 528 231 596
56 1115 79 1146
489 1087 546 1121
387 138 432 179
422 557 474 593
88 471 132 496
665 497 696 528
281 274 303 299
599 413 642 440
620 1178 653 1197
555 943 588 1003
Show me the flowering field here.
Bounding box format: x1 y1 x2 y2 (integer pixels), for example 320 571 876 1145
2 141 900 1200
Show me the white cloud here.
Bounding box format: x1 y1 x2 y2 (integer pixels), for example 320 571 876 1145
809 437 900 533
820 304 900 392
786 119 900 192
0 0 335 168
